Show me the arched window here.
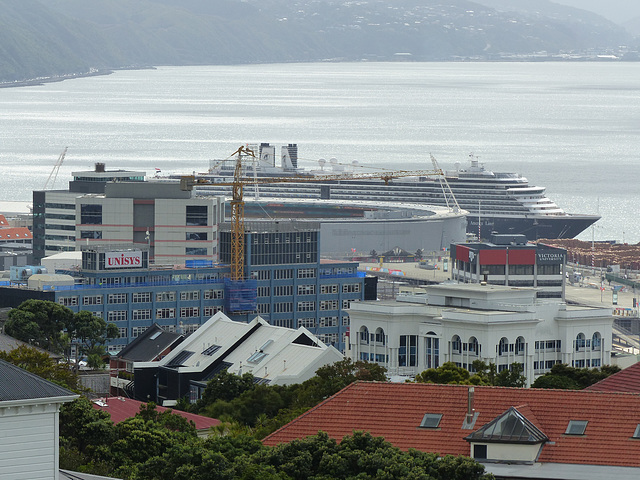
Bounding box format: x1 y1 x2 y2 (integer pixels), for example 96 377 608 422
592 332 601 351
515 336 525 355
468 336 479 355
499 337 509 356
359 326 369 345
451 335 462 354
576 333 586 351
375 327 386 345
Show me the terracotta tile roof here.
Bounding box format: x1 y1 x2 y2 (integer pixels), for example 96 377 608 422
0 226 32 241
263 382 640 467
92 396 220 431
585 361 640 394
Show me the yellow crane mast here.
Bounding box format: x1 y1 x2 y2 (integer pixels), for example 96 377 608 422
181 146 457 281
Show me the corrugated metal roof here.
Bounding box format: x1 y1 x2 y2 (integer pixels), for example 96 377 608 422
0 359 76 402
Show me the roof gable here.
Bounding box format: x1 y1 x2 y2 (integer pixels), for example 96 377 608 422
465 406 548 444
0 359 76 402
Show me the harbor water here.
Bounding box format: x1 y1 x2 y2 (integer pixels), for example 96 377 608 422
0 62 639 242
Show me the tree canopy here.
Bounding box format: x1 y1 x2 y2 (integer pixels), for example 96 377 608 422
0 344 80 391
531 363 621 389
414 361 526 388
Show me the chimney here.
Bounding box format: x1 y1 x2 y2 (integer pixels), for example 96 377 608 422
467 387 475 423
95 162 106 172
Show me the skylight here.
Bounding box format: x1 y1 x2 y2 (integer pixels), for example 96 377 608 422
166 350 194 367
419 413 443 429
633 424 640 439
565 420 588 435
149 331 162 340
202 344 221 356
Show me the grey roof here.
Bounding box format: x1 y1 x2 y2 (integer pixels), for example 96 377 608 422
0 332 62 360
116 323 183 362
60 469 123 480
0 358 76 402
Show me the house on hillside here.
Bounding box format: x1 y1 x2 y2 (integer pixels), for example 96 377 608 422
92 396 220 437
264 382 640 480
0 359 78 480
134 312 344 405
109 323 184 396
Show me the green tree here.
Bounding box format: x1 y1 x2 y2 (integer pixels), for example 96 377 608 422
66 310 119 369
5 299 73 353
0 344 80 390
415 361 485 385
192 370 257 413
531 363 621 389
473 361 527 388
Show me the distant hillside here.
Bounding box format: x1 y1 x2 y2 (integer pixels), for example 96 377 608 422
0 0 635 84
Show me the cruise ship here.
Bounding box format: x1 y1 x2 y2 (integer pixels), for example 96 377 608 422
188 144 599 241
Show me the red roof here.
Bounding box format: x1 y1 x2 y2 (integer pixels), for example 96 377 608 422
92 396 220 431
263 382 640 467
0 227 32 241
585 361 640 394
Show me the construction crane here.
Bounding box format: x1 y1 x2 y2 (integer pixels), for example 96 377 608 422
44 147 68 190
180 146 457 281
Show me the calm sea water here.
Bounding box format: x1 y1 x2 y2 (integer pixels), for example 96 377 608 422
1 62 639 242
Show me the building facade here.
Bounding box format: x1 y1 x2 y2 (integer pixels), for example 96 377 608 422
347 284 613 385
450 235 566 299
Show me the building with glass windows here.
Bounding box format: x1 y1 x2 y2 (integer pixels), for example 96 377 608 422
347 283 612 386
450 234 566 299
0 221 369 353
32 164 224 265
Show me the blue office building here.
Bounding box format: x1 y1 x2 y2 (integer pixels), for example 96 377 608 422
0 221 370 353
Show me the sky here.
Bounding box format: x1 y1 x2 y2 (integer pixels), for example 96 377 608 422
552 0 640 24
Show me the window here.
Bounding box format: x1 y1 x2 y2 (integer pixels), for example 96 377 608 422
451 335 462 354
319 316 338 327
515 336 525 355
180 291 200 301
298 318 316 328
473 444 487 460
203 306 224 317
132 292 152 303
359 326 369 345
342 283 361 293
186 247 208 256
186 232 207 241
257 304 270 314
320 300 338 311
108 310 127 322
342 315 350 326
498 337 509 355
576 333 586 351
132 326 148 338
180 307 200 318
342 299 353 309
80 230 102 239
274 269 293 280
592 332 602 350
118 327 128 338
297 268 316 279
375 328 385 345
203 289 224 300
399 335 418 367
186 205 208 226
297 284 315 295
83 295 103 306
156 291 176 302
419 413 443 429
321 284 338 294
132 309 151 320
297 301 316 312
273 302 293 313
108 293 128 304
274 285 293 296
156 308 176 319
58 296 78 306
80 204 102 225
565 420 588 435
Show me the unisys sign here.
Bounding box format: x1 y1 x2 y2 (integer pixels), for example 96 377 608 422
105 251 143 269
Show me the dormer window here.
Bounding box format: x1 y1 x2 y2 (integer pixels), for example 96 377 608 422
419 413 443 429
632 424 640 439
565 420 588 435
